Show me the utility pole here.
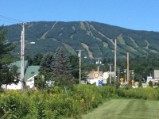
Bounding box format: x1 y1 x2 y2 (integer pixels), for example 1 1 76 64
20 23 25 90
127 52 130 84
108 63 112 84
96 58 102 72
117 68 120 82
114 39 117 82
124 69 127 82
77 50 82 84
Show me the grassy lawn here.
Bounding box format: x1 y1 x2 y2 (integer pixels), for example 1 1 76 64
61 99 159 119
82 99 159 119
65 99 159 119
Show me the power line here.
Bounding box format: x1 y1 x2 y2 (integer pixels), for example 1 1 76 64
0 18 15 24
0 14 25 24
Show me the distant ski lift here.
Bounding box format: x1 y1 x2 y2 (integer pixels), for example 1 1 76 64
30 42 35 44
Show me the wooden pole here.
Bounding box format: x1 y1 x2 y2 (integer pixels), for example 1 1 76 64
127 52 130 84
114 39 117 82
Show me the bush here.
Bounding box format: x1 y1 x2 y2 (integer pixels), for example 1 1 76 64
3 85 159 119
149 81 153 87
117 87 159 100
0 85 116 119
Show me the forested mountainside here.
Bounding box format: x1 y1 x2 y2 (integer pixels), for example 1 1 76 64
5 21 159 59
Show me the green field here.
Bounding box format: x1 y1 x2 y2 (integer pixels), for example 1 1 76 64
65 99 159 119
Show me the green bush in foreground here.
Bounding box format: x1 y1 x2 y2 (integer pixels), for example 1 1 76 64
117 87 159 100
1 85 159 119
0 85 116 119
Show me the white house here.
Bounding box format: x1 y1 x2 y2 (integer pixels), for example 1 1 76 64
86 71 110 86
1 61 40 90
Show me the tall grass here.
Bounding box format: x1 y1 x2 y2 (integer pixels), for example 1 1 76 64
0 85 159 119
117 87 159 100
0 85 116 119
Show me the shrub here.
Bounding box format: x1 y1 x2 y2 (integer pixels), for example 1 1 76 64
4 85 158 119
117 87 159 100
149 81 153 87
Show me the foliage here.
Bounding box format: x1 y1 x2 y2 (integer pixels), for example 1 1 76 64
148 81 153 87
40 52 54 80
6 21 159 59
32 53 43 65
34 52 54 89
117 87 159 100
40 52 54 72
69 55 88 82
0 85 117 119
45 47 74 88
51 47 73 79
0 28 15 61
103 54 159 82
1 84 159 119
0 27 17 86
34 75 45 89
0 65 19 86
69 55 79 79
36 49 78 89
4 22 159 84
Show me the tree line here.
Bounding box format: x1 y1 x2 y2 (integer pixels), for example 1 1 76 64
1 26 159 89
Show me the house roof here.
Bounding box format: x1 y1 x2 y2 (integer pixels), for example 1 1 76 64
10 60 40 81
24 66 40 80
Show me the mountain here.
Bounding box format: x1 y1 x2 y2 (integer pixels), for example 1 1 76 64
5 21 159 59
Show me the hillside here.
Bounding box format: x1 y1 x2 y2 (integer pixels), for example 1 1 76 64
5 21 159 59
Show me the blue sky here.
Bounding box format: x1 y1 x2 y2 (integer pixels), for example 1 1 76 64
0 0 159 31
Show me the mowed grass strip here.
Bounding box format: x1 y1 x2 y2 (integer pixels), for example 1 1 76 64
81 99 159 119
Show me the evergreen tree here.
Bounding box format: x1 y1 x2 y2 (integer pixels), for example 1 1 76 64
0 28 15 63
32 53 43 65
69 55 88 82
0 27 16 86
38 50 76 88
51 47 74 87
69 55 79 78
40 52 54 72
35 52 55 88
0 65 19 86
